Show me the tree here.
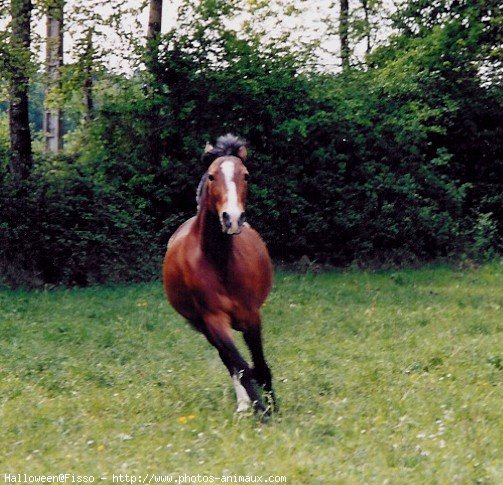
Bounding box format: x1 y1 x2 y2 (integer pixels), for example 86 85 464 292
144 0 164 168
8 0 33 180
146 0 163 72
360 0 371 53
44 0 64 152
64 0 129 129
81 27 94 125
147 0 163 44
339 0 350 70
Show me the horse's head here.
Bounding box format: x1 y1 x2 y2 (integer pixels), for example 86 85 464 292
206 155 249 235
198 135 249 235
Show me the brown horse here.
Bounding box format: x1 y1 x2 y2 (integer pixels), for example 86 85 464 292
163 135 275 417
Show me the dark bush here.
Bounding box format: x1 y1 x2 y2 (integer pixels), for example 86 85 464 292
0 155 158 287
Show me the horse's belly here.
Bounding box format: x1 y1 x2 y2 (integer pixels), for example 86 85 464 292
163 236 200 322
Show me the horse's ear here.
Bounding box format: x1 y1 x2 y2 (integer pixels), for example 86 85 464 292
237 145 248 160
201 142 217 164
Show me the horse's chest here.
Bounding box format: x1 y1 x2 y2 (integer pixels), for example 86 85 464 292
195 265 256 313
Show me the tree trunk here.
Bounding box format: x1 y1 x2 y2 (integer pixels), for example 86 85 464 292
145 0 164 168
361 0 371 54
9 0 33 181
147 0 163 42
339 0 350 70
82 28 94 126
146 0 163 71
44 0 64 152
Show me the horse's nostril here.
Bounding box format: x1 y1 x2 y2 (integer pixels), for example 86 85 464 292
238 212 246 226
222 212 232 228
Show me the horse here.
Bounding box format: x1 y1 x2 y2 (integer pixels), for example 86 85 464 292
162 134 276 418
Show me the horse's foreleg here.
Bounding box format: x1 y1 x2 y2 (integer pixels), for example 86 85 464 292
214 344 252 413
202 314 267 416
243 320 277 412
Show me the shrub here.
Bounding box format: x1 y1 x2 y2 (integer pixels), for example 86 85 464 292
0 154 158 287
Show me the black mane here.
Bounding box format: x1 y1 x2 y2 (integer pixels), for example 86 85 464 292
201 134 247 165
196 172 208 210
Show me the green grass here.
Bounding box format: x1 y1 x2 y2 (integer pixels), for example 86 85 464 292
1 262 502 483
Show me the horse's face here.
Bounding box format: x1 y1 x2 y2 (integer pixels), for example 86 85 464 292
207 156 249 235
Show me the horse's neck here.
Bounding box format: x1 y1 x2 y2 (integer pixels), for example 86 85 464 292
196 208 233 267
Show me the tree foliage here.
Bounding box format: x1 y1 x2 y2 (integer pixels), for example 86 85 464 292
0 0 501 286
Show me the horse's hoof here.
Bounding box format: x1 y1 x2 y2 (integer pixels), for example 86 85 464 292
252 401 271 423
263 391 278 412
258 409 272 423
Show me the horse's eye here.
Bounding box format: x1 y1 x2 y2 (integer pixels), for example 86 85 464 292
208 174 215 181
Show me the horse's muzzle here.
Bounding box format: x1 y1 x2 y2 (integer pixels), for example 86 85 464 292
221 211 246 235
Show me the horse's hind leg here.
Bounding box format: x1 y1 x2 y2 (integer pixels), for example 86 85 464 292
202 313 267 416
243 318 276 411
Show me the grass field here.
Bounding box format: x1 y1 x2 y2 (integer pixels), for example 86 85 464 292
1 262 502 483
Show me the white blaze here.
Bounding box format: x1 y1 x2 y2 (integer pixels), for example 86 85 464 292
221 160 241 218
220 160 243 234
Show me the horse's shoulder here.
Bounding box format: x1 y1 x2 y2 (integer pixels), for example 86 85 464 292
239 223 268 250
235 224 273 274
167 216 197 249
